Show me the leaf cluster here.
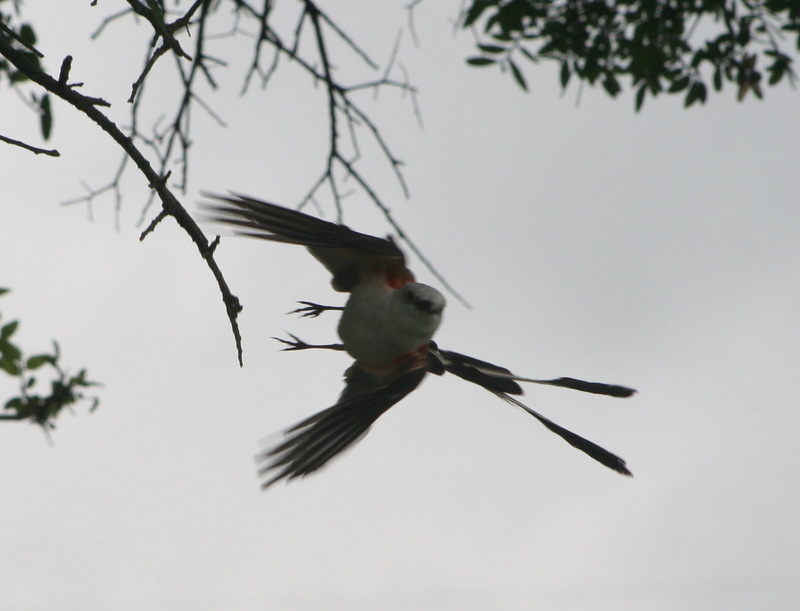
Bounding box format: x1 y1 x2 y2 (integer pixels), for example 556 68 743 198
463 0 800 109
0 289 99 431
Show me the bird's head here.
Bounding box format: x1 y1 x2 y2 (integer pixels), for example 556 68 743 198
392 282 445 338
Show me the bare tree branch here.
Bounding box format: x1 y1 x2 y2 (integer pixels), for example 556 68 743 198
0 132 60 156
2 1 469 368
0 32 244 364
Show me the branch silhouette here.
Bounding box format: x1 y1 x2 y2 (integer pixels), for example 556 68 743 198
1 2 467 364
0 33 244 364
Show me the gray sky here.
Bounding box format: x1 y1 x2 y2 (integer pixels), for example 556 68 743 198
2 3 799 610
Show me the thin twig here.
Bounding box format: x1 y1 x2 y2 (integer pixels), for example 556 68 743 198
0 133 60 156
0 21 44 57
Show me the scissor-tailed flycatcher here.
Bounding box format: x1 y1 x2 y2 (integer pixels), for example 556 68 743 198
204 194 635 488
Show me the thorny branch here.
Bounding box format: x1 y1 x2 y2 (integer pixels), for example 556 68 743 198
302 1 469 306
0 29 244 365
0 132 60 157
2 1 469 365
226 0 467 305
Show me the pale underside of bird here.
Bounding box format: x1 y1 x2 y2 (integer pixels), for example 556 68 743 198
203 194 636 489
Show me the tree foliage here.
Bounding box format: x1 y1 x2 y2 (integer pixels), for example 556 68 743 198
463 0 800 109
0 289 99 431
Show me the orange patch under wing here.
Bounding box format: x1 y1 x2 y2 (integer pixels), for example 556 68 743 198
386 267 415 289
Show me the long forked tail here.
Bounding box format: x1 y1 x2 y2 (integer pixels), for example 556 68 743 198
433 346 635 398
428 344 634 475
496 392 631 476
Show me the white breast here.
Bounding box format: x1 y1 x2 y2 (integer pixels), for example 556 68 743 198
338 280 445 367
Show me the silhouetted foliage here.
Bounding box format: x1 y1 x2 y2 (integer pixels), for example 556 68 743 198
463 0 799 109
0 289 100 431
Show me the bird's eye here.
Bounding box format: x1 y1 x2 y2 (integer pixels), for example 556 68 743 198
416 300 434 313
405 289 426 308
403 286 442 314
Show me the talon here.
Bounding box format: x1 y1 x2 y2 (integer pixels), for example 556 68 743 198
289 301 345 318
272 333 309 351
272 334 346 352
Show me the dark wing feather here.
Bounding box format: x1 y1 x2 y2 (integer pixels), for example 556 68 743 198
201 193 407 291
258 364 427 489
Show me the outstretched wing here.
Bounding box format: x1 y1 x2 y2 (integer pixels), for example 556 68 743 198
202 193 411 291
258 363 428 489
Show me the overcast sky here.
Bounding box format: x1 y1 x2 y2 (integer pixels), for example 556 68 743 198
2 2 799 610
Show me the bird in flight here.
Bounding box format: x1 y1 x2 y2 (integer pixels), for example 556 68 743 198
204 194 635 488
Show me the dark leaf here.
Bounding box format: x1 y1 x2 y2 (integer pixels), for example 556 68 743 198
635 83 647 112
0 355 22 376
5 397 25 412
19 24 37 46
26 354 53 370
477 43 506 54
509 59 528 91
685 81 706 107
647 78 663 95
519 47 538 64
538 41 556 56
466 56 497 67
462 0 491 28
9 69 29 84
491 32 513 42
713 68 723 91
602 74 621 97
560 61 571 88
40 94 52 140
1 320 19 341
0 338 19 360
668 75 690 93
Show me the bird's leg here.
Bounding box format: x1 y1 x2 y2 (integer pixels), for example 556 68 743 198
289 301 346 318
273 333 346 352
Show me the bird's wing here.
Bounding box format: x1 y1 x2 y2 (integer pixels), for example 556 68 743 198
258 363 428 489
202 193 411 291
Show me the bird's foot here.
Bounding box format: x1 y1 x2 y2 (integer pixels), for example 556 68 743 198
288 301 345 318
272 333 346 352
